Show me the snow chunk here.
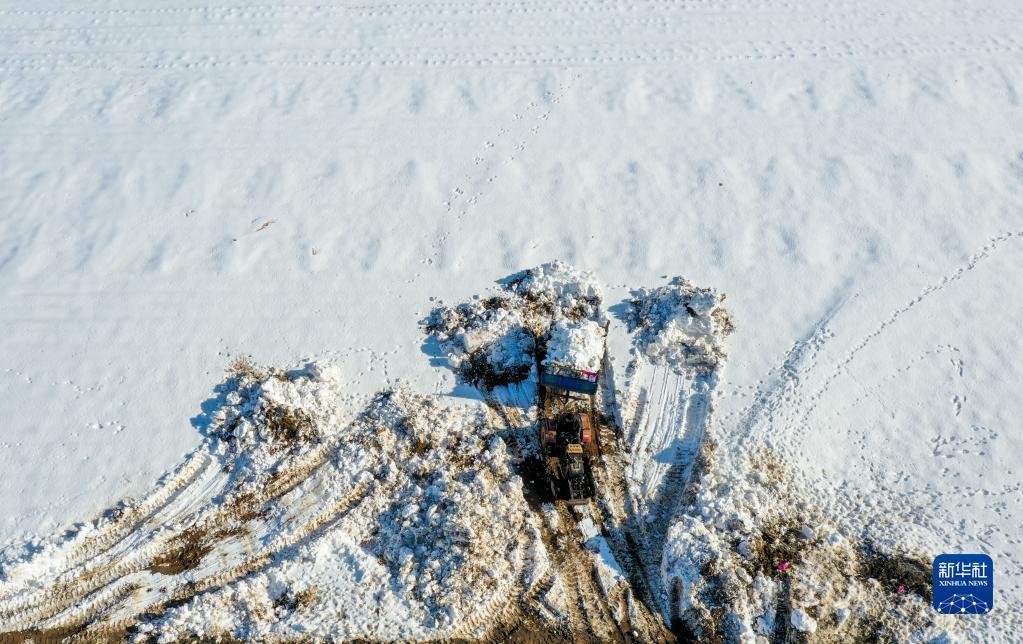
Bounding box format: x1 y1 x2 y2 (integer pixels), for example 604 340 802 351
543 319 605 372
576 516 600 542
790 608 818 633
587 535 627 596
541 503 560 531
835 607 851 628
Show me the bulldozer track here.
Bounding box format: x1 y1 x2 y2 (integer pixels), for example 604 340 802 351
43 476 375 640
589 446 676 642
450 521 550 642
0 436 376 637
607 356 719 624
649 379 709 538
480 344 684 643
0 450 215 607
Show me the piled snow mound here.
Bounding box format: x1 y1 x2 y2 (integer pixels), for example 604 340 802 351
626 277 734 372
543 318 605 373
425 261 604 390
426 299 535 390
0 362 545 642
661 449 959 642
205 360 352 479
137 381 536 641
506 260 604 323
353 390 528 623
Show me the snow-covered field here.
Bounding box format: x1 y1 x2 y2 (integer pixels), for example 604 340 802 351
1 0 1022 640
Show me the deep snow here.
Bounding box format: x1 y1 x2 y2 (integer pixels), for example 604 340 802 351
2 0 1023 639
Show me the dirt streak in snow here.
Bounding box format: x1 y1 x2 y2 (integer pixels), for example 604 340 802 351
0 363 537 642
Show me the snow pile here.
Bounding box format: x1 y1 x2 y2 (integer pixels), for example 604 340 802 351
506 260 604 323
426 300 535 390
543 318 605 373
136 380 537 640
356 391 528 626
660 450 959 642
205 360 351 479
0 362 545 641
425 261 604 390
626 277 734 372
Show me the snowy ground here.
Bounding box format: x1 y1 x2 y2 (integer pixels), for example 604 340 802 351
2 0 1022 640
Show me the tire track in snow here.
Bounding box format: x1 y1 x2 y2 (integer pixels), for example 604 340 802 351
614 359 718 618
0 433 373 636
0 0 897 21
15 6 1008 50
0 450 214 604
3 0 1021 74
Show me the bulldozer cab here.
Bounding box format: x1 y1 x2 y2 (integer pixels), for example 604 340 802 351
539 413 593 454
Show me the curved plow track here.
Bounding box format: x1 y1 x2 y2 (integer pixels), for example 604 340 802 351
0 436 374 640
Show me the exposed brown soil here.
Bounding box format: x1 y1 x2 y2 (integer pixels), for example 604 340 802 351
148 527 217 576
262 402 316 445
459 348 532 391
857 543 932 602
